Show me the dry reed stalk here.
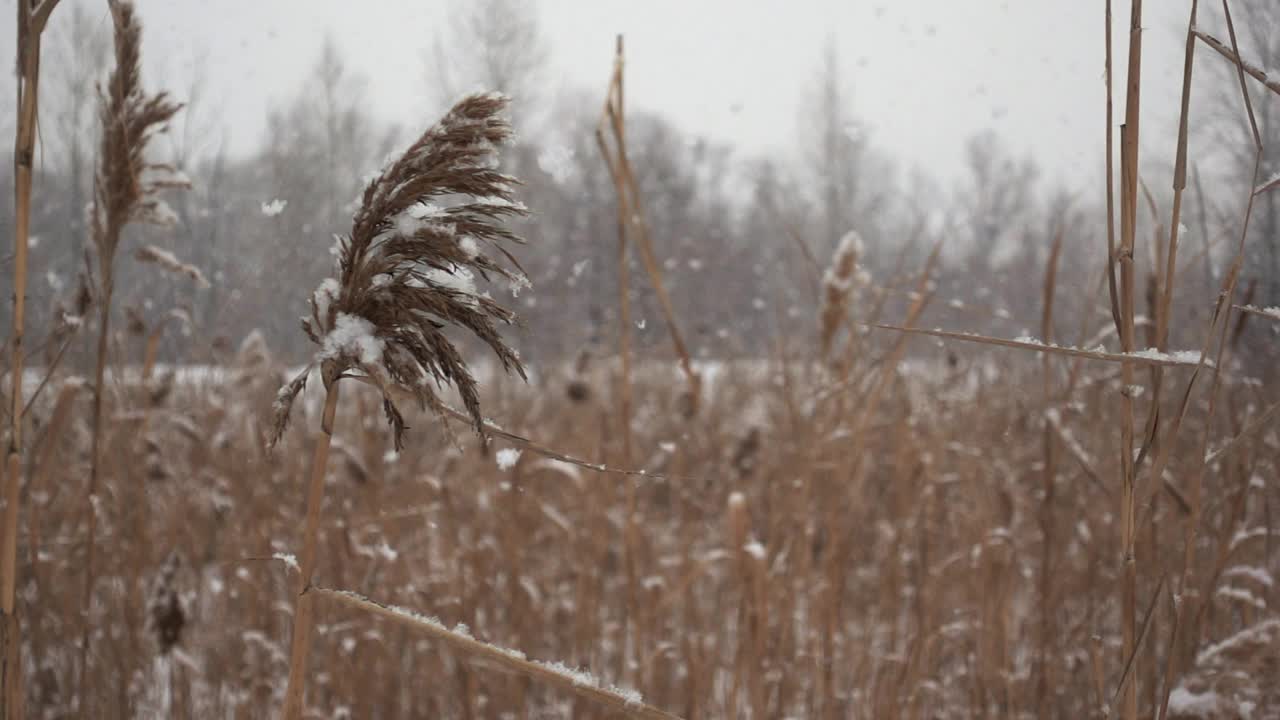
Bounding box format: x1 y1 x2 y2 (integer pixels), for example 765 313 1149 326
1157 2 1268 715
312 587 681 720
358 376 678 481
272 92 531 719
1037 226 1064 712
783 223 823 301
1116 5 1145 716
78 4 184 707
865 326 1205 368
278 383 339 719
24 377 85 566
1104 0 1122 338
3 3 61 718
596 36 701 416
821 241 939 718
595 39 636 465
1191 28 1280 98
1149 2 1200 714
592 51 642 671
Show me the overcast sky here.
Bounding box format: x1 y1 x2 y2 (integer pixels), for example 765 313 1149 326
5 1 1209 188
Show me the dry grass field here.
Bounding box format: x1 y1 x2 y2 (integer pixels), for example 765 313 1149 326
2 0 1279 719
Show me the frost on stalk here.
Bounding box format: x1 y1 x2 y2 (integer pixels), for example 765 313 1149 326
270 92 530 450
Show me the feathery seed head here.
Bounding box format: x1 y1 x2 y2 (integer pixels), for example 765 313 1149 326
272 92 531 450
92 1 185 262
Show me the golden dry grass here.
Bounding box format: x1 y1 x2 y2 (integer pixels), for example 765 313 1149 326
2 333 1274 718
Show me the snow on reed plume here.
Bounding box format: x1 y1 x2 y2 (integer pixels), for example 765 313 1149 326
271 92 530 450
819 230 864 356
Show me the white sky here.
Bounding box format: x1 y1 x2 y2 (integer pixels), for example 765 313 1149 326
5 1 1207 187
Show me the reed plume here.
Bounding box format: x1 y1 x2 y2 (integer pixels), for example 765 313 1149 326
79 0 184 707
276 91 530 719
818 230 864 357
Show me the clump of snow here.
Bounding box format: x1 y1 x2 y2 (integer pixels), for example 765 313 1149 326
1167 687 1220 718
609 685 644 707
388 202 452 241
728 492 746 511
319 313 384 365
743 540 766 560
1240 304 1280 321
314 278 340 321
261 199 287 217
421 265 478 298
1129 348 1206 365
823 230 864 291
508 271 531 297
272 552 299 572
496 448 522 470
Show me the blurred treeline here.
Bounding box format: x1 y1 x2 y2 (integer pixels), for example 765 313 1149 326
2 0 1277 371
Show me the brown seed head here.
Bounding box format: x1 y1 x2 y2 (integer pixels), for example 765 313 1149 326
271 92 530 450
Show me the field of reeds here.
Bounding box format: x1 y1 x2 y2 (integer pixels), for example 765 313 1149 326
2 1 1279 719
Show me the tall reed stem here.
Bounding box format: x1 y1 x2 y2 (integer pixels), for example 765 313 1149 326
76 253 115 709
3 3 60 717
281 380 341 720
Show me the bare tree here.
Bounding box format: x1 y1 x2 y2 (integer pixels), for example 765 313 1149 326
427 0 549 126
802 37 895 258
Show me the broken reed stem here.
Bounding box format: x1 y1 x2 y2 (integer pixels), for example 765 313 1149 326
597 35 701 413
595 40 634 465
281 380 341 720
1104 0 1122 339
314 587 683 720
4 3 61 718
1192 28 1280 99
865 325 1205 368
596 42 647 681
